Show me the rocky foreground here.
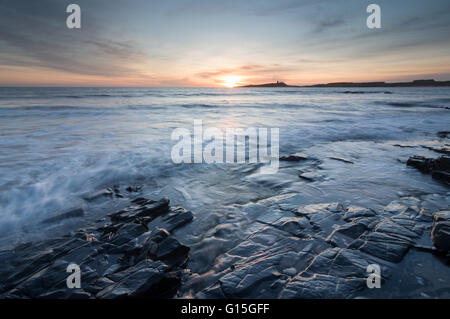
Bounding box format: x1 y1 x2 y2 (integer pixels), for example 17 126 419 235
195 198 449 298
0 154 449 298
0 197 193 298
0 193 449 298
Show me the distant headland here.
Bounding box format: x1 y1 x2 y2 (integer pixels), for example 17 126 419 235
238 79 450 88
239 81 294 88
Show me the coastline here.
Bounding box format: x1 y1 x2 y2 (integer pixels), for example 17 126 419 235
239 79 450 88
1 147 448 299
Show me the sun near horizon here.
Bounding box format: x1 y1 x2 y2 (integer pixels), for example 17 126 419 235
221 75 243 88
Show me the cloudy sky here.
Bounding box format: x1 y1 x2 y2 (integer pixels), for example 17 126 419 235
1 0 450 86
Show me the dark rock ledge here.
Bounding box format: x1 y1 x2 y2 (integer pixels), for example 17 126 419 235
1 193 448 299
431 211 450 256
190 195 449 299
0 197 193 299
407 155 450 185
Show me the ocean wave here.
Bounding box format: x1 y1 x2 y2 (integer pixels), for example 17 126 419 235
339 91 393 94
179 103 220 108
431 98 450 103
0 151 169 235
375 101 450 110
0 93 166 100
0 105 109 111
125 105 168 110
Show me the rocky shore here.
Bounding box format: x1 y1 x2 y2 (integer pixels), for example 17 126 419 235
0 150 449 299
0 191 448 298
190 195 449 298
0 197 193 298
407 155 450 185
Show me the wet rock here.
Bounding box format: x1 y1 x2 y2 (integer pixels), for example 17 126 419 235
220 265 281 298
344 206 376 221
147 207 194 233
437 131 450 138
39 289 91 299
432 170 450 183
281 274 365 299
407 156 434 173
298 202 345 214
126 185 142 193
384 201 410 215
41 207 84 224
281 248 369 298
357 231 413 262
295 202 345 238
85 277 115 295
3 250 63 292
108 223 148 246
375 218 420 239
197 226 327 298
149 235 190 269
328 157 354 164
416 208 434 223
434 211 450 223
0 196 193 299
280 153 309 162
194 196 448 298
3 187 448 299
98 259 182 299
97 261 168 298
109 197 170 222
326 222 367 248
9 259 70 297
433 156 450 171
393 143 416 148
407 155 450 184
83 189 114 202
431 211 450 253
298 171 323 182
274 217 313 237
421 146 450 155
431 224 450 253
106 185 125 198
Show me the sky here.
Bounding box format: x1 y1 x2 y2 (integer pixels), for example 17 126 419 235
0 0 450 87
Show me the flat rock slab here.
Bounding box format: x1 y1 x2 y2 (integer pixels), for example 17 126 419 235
431 211 450 254
0 197 193 299
41 207 85 224
194 196 448 298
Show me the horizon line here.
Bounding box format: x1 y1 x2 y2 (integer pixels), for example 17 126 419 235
2 78 450 89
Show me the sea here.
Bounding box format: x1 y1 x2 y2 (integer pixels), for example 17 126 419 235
0 87 449 294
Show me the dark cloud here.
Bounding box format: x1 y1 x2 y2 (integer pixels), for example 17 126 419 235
250 0 332 16
313 18 346 33
165 0 333 17
195 64 296 81
290 1 450 62
0 0 149 77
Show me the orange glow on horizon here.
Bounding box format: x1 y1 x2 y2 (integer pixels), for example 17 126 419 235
221 75 242 88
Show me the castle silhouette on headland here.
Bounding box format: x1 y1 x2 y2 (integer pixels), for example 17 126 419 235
238 79 450 88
